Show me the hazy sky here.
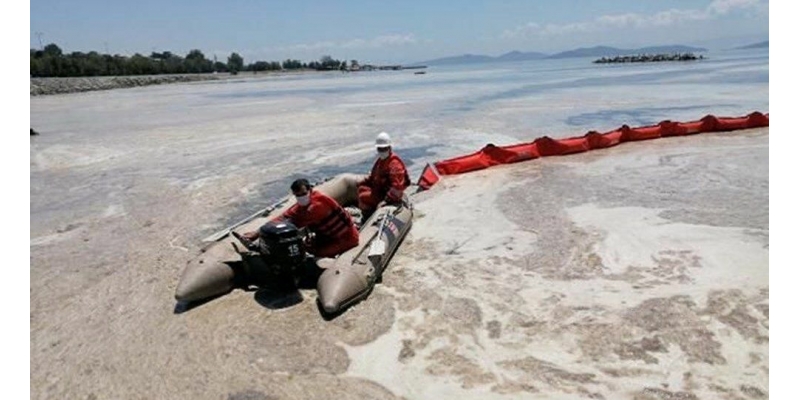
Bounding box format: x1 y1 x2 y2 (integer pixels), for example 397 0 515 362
30 0 768 64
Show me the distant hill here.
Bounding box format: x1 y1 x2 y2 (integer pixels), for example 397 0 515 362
736 41 768 49
417 51 546 66
496 51 548 62
547 45 707 59
418 54 495 66
547 46 618 59
415 45 707 66
634 45 707 54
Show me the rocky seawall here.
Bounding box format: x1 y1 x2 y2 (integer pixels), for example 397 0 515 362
593 53 703 64
30 74 222 96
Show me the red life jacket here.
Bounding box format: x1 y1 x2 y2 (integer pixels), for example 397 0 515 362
281 191 357 240
367 153 411 199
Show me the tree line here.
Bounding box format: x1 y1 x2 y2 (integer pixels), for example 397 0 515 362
30 43 358 77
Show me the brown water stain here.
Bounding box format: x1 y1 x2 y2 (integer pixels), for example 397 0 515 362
739 384 767 398
490 381 539 394
600 367 661 378
614 337 666 364
512 225 608 281
227 390 278 400
625 296 726 365
704 289 769 344
425 349 496 389
486 320 502 339
634 387 698 400
442 296 483 330
398 339 415 363
499 356 596 392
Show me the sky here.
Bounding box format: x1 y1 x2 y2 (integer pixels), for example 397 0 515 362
29 0 768 64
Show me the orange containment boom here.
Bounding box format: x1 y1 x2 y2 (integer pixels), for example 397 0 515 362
415 112 768 189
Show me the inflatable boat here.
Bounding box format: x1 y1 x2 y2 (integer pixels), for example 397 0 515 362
174 173 413 315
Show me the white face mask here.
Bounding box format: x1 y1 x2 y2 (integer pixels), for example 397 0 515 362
296 193 311 206
378 149 390 160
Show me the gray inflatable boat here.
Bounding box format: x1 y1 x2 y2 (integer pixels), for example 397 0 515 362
174 173 413 315
317 200 413 314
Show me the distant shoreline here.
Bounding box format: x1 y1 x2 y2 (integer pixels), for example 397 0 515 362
31 74 219 96
30 66 426 96
30 70 329 96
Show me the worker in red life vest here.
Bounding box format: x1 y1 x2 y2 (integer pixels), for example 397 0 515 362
243 179 359 258
358 132 411 217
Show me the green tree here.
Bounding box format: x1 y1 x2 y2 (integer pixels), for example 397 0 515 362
84 51 103 76
214 61 228 72
282 59 302 69
130 53 156 75
227 52 244 74
185 49 211 73
250 61 270 72
319 55 334 69
30 55 43 76
186 49 206 61
29 43 362 77
43 43 62 57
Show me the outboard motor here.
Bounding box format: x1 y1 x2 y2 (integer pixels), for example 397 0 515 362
258 221 306 265
246 221 306 289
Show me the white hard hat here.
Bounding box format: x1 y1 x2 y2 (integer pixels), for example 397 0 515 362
375 132 392 149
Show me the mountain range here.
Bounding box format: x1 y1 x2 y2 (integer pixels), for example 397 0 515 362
416 45 708 66
736 41 768 49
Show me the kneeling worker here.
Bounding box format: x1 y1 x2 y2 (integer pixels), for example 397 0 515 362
244 179 359 258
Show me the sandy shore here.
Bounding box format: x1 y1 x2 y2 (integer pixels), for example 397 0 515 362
30 123 767 399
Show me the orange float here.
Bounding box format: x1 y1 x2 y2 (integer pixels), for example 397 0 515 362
416 112 768 189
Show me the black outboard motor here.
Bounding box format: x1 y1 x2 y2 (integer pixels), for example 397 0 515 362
248 221 306 289
258 221 305 265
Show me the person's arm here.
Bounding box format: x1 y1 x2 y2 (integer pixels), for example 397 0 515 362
243 208 292 241
386 159 408 202
243 202 305 241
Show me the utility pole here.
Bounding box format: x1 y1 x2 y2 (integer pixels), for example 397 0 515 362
35 32 43 50
104 41 109 55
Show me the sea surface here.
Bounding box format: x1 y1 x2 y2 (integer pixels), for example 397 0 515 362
30 47 768 237
29 47 769 400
